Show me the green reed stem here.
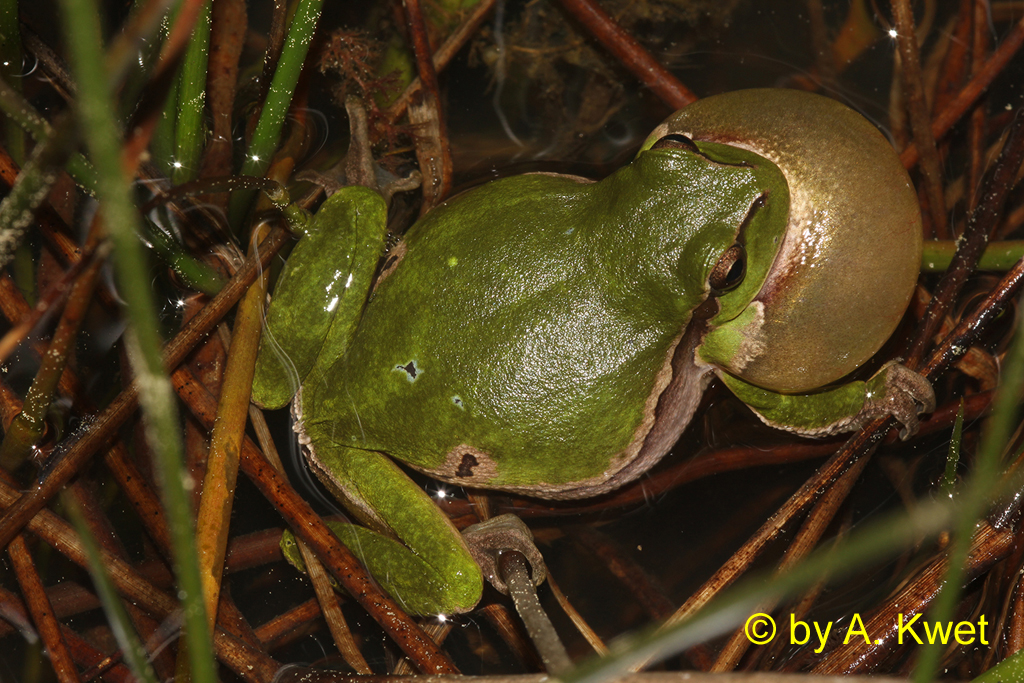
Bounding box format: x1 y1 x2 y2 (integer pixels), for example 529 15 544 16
940 401 964 496
171 0 210 184
228 0 323 227
922 240 1024 272
144 213 225 294
0 73 221 292
151 56 179 173
57 2 215 683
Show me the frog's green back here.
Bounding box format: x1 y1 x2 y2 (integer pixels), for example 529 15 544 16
304 150 773 493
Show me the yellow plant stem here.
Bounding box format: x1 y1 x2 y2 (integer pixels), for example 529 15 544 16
193 221 272 630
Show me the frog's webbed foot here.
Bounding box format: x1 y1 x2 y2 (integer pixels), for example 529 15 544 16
295 96 421 205
462 514 547 594
859 361 936 439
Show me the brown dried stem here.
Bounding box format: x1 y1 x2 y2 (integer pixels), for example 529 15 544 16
0 249 92 366
901 15 1024 170
1009 568 1024 656
7 532 81 683
0 226 290 550
249 405 372 673
812 519 1016 673
710 455 870 670
296 541 374 673
0 467 281 682
0 586 135 683
385 0 497 123
547 573 608 656
274 673 910 683
199 0 247 204
403 0 454 210
967 0 991 213
0 527 288 636
0 374 253 682
0 274 175 559
0 146 118 311
252 597 321 649
918 259 1024 381
806 0 835 84
255 0 290 112
555 0 696 109
570 524 674 622
931 0 972 117
181 296 225 513
905 108 1024 369
891 0 949 238
60 479 176 680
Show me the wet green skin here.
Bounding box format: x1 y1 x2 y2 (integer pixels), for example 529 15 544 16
253 94 924 616
314 146 785 489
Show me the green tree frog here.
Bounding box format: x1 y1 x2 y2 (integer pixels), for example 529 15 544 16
253 89 933 616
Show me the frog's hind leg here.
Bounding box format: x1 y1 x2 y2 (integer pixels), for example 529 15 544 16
295 435 483 616
252 186 388 409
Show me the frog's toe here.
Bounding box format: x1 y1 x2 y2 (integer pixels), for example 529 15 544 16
462 514 546 595
865 362 935 439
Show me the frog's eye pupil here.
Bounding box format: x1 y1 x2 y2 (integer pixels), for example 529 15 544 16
650 134 700 153
709 244 746 294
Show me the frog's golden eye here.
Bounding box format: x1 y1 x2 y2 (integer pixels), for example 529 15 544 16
649 134 700 153
709 244 746 294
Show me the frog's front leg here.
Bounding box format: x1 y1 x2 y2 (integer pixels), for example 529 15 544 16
290 422 483 616
253 185 388 409
717 362 936 438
